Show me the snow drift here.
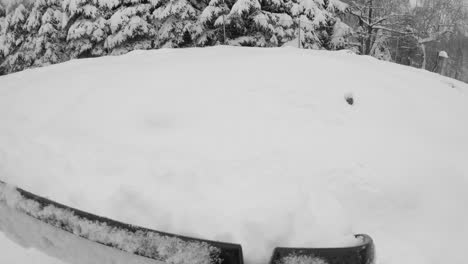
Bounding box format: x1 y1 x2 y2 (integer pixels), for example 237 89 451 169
0 47 467 264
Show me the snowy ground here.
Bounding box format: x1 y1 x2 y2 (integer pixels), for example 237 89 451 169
0 47 467 264
0 232 64 264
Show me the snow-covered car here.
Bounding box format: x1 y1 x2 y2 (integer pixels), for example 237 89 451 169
0 180 374 264
1 47 467 264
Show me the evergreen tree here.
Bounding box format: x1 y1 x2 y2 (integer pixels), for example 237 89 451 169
152 0 201 48
212 0 295 47
104 0 156 55
0 0 354 75
289 0 349 49
23 0 67 67
63 0 108 58
0 4 31 73
0 6 5 74
258 0 296 46
225 0 267 46
198 0 233 45
329 18 352 49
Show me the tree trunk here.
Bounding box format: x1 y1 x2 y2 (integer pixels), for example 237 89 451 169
365 0 374 55
421 43 427 70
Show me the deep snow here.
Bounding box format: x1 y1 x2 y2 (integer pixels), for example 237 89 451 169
0 47 467 264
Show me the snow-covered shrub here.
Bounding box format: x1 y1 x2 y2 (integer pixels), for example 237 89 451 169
330 18 352 50
369 30 392 61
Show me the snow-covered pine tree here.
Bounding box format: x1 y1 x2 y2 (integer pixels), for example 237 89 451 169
321 0 351 50
152 0 201 48
289 0 349 49
197 0 232 45
0 5 5 74
0 3 31 73
22 0 67 67
103 0 156 55
260 0 296 46
222 0 294 47
329 16 352 50
225 0 262 46
63 0 108 58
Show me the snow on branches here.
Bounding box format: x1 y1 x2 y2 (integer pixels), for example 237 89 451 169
153 0 199 48
0 0 352 74
105 1 155 54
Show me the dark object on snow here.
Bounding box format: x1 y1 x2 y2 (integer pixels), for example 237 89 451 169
345 94 354 106
269 234 375 264
0 180 243 264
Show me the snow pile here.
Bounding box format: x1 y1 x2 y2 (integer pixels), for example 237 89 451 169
0 183 220 264
0 47 468 264
439 51 449 58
